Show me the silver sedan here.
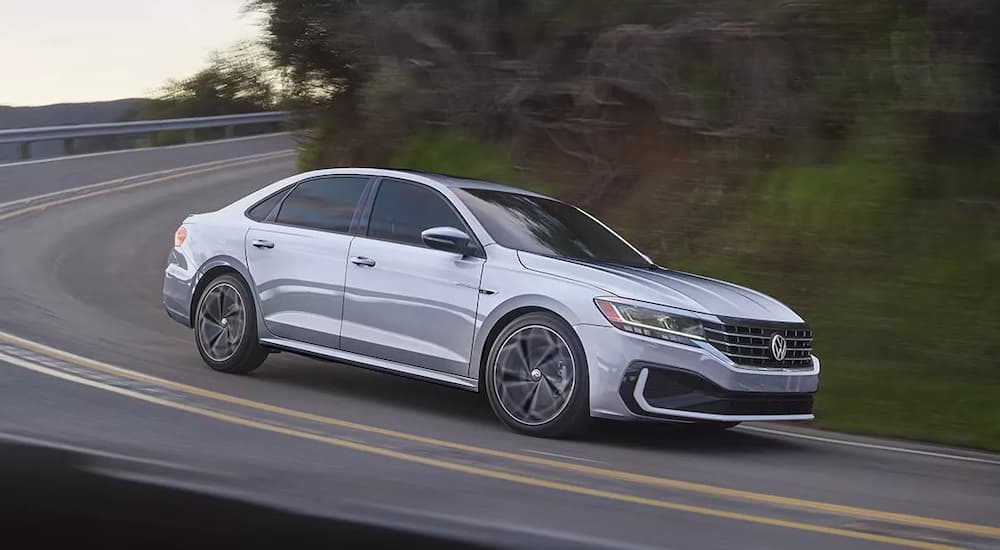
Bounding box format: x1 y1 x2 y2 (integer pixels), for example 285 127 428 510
164 168 819 437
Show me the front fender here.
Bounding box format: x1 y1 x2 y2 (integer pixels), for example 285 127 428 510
468 249 609 379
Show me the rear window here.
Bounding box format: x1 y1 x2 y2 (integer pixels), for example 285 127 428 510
246 190 286 222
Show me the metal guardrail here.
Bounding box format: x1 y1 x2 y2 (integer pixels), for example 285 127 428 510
0 111 289 160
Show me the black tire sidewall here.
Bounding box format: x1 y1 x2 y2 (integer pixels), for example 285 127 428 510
194 273 266 374
485 312 590 437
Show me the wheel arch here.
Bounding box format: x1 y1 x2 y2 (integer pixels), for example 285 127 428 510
473 300 581 391
188 256 259 330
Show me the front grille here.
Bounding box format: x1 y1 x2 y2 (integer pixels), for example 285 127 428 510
703 319 813 369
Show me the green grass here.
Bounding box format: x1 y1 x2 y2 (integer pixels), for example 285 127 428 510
812 361 1000 449
389 132 553 194
671 158 1000 451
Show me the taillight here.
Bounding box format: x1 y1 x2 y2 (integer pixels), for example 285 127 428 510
174 226 188 247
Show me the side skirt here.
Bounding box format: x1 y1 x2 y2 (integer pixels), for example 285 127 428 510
260 337 480 392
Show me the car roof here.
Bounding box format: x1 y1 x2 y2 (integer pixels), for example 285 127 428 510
391 169 532 193
301 167 551 199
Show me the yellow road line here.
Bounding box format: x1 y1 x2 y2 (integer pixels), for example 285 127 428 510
1 330 996 541
0 150 294 222
0 349 960 550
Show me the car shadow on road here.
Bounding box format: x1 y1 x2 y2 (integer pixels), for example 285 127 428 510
255 354 497 422
582 419 806 455
253 354 808 456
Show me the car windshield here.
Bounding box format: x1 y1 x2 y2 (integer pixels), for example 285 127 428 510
455 188 652 267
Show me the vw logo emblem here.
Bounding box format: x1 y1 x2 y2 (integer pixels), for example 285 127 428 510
770 333 787 361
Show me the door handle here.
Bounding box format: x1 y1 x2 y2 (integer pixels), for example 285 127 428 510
251 239 275 249
350 256 376 267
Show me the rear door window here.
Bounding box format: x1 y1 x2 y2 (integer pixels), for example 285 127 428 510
275 176 369 233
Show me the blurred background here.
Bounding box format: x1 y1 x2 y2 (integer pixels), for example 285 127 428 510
2 0 997 450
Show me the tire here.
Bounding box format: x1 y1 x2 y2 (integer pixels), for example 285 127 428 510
194 273 267 375
485 312 591 437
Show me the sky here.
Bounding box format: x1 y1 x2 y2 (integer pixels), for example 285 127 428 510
0 1 264 106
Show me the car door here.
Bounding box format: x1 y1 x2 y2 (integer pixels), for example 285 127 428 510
341 178 485 376
245 175 371 349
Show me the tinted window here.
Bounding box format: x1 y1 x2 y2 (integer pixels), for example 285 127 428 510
246 190 286 222
368 179 466 246
455 189 650 267
276 176 368 232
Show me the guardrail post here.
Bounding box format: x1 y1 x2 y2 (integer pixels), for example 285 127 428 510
63 138 75 156
225 125 235 139
17 142 31 160
150 132 159 147
185 128 197 143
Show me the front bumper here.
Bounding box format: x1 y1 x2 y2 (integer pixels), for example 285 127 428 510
575 324 819 423
621 365 814 421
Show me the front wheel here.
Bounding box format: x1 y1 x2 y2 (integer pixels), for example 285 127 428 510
194 274 267 374
485 312 591 437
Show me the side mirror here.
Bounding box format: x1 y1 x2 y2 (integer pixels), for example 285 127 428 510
421 226 473 255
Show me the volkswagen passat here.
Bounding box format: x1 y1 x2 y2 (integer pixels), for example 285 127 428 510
164 168 819 437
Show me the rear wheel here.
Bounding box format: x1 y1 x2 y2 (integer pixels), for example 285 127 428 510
485 312 590 437
194 274 267 374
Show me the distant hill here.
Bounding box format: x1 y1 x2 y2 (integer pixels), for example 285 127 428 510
0 98 151 161
0 98 149 129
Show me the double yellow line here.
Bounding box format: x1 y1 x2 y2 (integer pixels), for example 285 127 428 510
1 330 994 549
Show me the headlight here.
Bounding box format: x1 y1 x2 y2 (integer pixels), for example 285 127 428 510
594 298 705 344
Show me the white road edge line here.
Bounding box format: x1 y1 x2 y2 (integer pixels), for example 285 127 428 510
521 449 608 464
0 148 294 211
738 425 1000 466
0 132 293 168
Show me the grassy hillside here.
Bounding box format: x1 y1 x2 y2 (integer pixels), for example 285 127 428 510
255 0 1000 450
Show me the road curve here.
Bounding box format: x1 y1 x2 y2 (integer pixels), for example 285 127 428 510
0 140 997 549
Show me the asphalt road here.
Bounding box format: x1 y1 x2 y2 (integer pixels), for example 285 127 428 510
0 132 294 204
0 138 997 549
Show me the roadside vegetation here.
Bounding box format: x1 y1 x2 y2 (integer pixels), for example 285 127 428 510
124 43 287 145
168 1 999 449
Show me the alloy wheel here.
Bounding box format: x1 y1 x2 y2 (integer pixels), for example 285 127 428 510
493 325 576 426
197 282 246 362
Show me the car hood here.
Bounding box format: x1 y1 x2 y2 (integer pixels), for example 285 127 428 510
517 252 803 323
